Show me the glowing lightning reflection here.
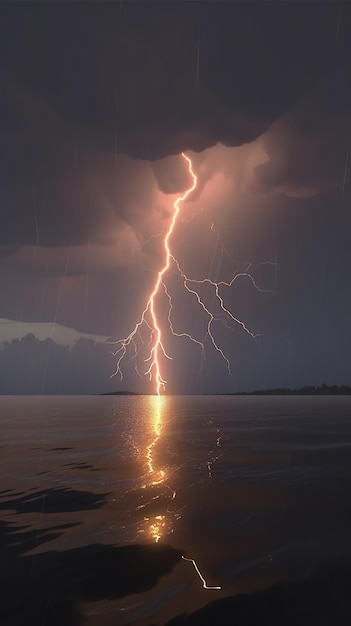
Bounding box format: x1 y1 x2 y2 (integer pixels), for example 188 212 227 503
182 556 221 590
145 395 165 484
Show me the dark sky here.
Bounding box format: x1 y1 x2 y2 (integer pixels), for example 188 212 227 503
1 1 351 394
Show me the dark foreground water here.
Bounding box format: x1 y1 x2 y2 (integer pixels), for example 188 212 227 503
1 395 351 625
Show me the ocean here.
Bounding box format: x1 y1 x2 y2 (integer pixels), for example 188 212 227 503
1 395 351 625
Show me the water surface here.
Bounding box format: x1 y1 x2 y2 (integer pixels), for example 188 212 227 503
1 395 351 624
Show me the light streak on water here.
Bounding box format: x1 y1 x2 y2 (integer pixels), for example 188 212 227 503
136 397 222 590
182 556 221 590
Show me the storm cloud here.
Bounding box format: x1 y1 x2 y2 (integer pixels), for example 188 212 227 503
1 3 349 249
1 2 351 393
251 73 351 197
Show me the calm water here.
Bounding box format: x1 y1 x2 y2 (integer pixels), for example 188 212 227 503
1 395 351 625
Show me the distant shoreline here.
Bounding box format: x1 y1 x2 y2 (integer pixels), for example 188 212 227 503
1 385 350 396
102 385 351 396
231 384 351 396
101 391 141 396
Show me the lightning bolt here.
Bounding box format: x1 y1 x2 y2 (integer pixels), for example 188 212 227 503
110 152 196 395
110 152 266 395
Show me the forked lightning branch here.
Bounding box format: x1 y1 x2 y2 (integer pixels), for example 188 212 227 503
110 153 267 395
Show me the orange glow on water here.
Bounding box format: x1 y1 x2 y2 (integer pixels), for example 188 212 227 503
136 396 221 588
141 395 175 543
146 395 166 482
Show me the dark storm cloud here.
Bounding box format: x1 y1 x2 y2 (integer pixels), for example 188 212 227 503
0 334 115 394
1 1 348 248
7 3 344 145
251 71 351 197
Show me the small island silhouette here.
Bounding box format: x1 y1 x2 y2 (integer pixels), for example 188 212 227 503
102 391 141 396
